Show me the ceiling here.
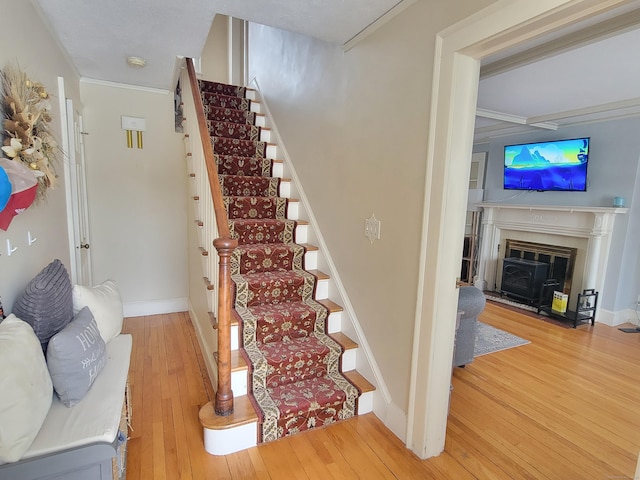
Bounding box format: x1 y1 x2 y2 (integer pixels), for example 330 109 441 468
476 1 640 143
33 0 406 91
33 0 640 142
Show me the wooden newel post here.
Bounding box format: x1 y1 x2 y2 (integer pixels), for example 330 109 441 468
213 236 238 416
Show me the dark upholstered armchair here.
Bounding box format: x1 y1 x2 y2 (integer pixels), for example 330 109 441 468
453 286 486 367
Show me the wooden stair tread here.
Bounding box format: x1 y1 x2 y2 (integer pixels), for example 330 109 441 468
199 395 258 430
214 350 246 372
209 312 239 329
307 269 329 280
317 298 343 313
343 370 375 393
299 243 319 252
331 332 358 350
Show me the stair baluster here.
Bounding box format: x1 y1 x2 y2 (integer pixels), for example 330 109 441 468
185 58 236 416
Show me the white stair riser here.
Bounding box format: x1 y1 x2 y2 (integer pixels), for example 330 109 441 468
231 324 239 351
304 250 318 270
203 422 257 456
255 115 266 127
287 202 299 219
341 349 356 371
327 311 342 334
245 90 257 101
260 130 271 143
279 181 290 197
357 391 374 415
315 278 328 300
272 162 284 178
266 144 277 159
232 369 247 396
295 224 308 244
250 102 261 113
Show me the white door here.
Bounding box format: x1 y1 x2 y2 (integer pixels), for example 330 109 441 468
59 75 93 286
67 100 93 285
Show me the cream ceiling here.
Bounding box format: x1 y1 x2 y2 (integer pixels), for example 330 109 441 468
34 0 407 90
32 0 640 141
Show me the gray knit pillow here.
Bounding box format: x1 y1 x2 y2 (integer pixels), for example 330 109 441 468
13 259 74 350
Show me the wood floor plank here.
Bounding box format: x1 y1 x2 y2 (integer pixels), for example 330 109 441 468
321 420 398 479
123 303 640 479
348 414 437 479
226 449 262 480
253 439 309 480
287 426 357 480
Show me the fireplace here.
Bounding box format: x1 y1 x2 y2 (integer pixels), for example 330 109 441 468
501 257 548 303
504 239 577 295
475 203 628 322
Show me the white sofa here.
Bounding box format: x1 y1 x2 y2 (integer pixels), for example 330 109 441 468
0 334 132 480
0 260 131 480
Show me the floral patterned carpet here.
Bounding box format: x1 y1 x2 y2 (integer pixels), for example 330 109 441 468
200 80 359 442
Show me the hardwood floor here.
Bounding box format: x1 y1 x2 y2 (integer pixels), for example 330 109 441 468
122 302 640 479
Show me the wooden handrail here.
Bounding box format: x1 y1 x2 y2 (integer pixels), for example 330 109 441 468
185 58 237 416
185 59 231 239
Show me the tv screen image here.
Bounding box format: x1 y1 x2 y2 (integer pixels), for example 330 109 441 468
504 137 589 191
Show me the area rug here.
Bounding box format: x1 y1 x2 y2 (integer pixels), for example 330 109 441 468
474 322 530 357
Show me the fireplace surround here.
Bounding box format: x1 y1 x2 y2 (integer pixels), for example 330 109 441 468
475 203 627 318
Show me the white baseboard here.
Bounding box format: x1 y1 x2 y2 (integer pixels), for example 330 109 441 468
596 307 640 327
123 297 189 317
373 395 407 442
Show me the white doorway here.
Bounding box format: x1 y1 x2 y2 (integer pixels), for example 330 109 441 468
407 0 632 460
58 77 93 285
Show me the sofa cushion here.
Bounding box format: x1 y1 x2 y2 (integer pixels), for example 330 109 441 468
47 306 108 407
12 259 74 350
0 314 53 463
23 335 132 460
72 280 123 344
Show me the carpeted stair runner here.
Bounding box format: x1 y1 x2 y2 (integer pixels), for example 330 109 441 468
199 79 359 443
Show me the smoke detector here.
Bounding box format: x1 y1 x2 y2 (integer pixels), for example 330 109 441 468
126 56 146 68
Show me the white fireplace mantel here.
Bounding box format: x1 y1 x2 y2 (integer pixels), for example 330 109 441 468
474 203 628 312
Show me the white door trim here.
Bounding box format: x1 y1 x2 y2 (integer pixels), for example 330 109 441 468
407 0 632 459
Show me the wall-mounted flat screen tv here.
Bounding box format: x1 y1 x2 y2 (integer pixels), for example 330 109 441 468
504 137 589 191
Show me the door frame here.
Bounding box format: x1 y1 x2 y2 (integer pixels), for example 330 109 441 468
407 0 632 459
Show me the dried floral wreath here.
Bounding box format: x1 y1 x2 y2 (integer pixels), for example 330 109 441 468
0 63 59 200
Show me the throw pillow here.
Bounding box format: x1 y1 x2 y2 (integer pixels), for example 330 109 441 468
12 259 74 350
46 306 107 407
72 280 123 344
0 314 53 463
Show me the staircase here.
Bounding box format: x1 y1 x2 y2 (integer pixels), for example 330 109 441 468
183 75 375 455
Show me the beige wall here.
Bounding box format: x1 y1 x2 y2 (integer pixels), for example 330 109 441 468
201 14 229 83
246 0 495 414
79 82 188 314
0 0 80 311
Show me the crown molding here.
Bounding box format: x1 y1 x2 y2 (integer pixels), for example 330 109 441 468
342 0 417 52
80 77 170 95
